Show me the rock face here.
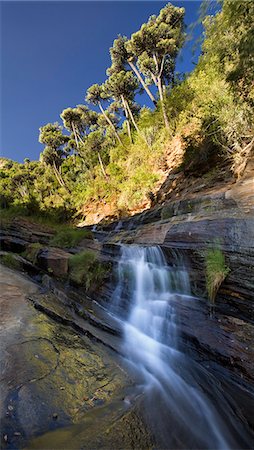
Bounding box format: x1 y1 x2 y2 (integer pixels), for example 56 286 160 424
0 218 53 248
100 170 254 319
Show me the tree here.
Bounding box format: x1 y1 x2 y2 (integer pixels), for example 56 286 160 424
108 35 157 106
39 123 69 190
86 84 123 146
104 71 144 144
202 0 254 103
127 3 185 129
60 108 83 150
76 105 98 134
60 106 99 159
85 130 108 179
97 109 119 132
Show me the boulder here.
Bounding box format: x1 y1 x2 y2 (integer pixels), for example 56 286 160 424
37 248 71 277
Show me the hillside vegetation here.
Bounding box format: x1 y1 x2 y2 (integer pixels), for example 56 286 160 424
0 0 253 225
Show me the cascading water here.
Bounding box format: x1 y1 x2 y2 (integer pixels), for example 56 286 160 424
112 245 250 449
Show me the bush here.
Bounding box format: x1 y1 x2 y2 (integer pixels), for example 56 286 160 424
1 253 22 270
50 228 92 248
69 250 109 291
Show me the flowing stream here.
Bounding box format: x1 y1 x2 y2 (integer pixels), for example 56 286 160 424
112 245 250 449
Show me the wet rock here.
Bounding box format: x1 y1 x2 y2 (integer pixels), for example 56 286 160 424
0 265 131 450
41 274 54 290
28 290 122 352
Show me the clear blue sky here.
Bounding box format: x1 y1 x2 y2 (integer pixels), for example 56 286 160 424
1 1 203 163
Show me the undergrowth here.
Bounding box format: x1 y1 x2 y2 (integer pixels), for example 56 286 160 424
50 228 92 248
68 250 109 291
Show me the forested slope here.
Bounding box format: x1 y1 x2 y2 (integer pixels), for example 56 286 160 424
1 0 253 225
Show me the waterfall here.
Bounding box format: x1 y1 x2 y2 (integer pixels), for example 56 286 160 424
112 245 249 449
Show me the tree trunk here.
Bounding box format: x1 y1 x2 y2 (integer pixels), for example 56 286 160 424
125 98 150 147
152 53 169 131
124 99 140 134
52 160 70 193
121 95 132 144
71 122 79 150
97 152 108 180
52 160 64 187
158 76 170 130
128 60 157 106
98 102 124 147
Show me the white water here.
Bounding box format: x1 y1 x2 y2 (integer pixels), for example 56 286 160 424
112 245 248 449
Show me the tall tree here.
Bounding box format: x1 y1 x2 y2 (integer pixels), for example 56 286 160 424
60 108 83 150
85 130 108 179
108 35 157 106
61 106 99 159
86 84 123 146
76 105 98 134
97 109 119 133
127 3 185 129
104 71 144 144
39 123 69 190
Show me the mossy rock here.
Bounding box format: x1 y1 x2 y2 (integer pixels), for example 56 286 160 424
23 242 44 264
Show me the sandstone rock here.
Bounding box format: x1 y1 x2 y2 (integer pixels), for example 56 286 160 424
37 248 71 277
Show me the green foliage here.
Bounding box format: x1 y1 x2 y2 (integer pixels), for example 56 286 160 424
202 0 254 103
1 253 22 270
204 245 230 303
50 228 92 248
69 250 109 290
2 1 253 222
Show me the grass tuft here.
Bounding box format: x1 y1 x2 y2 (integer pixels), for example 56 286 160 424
205 245 230 303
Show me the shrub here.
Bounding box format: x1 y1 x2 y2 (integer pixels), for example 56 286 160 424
69 250 109 291
1 253 22 270
205 245 230 303
50 228 92 248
